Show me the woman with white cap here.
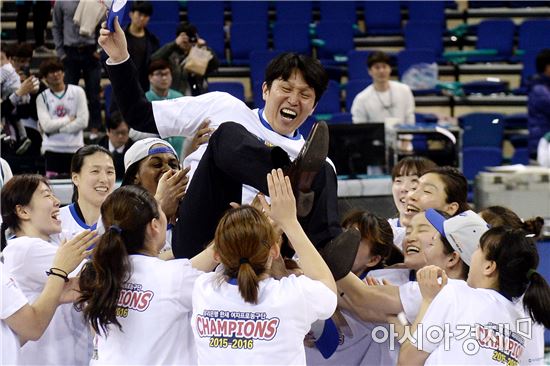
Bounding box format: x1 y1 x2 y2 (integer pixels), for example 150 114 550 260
399 227 550 365
121 137 188 252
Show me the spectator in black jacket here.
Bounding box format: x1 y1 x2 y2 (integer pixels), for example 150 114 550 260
98 111 134 181
152 22 219 96
124 1 160 91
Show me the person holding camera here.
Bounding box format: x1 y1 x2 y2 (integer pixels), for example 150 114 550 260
151 22 219 96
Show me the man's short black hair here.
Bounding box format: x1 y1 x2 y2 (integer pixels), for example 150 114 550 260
264 53 328 105
536 48 550 74
148 59 172 75
176 22 198 43
39 58 64 77
367 51 391 69
107 110 127 131
15 43 33 59
130 1 153 16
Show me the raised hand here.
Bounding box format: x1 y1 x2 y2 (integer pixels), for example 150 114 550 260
155 167 190 219
259 169 297 232
53 230 98 275
98 16 129 63
185 119 214 156
417 265 448 301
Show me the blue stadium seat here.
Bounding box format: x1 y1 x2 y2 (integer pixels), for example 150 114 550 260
467 1 506 7
347 50 372 81
275 1 313 24
252 81 264 109
514 50 538 95
104 83 112 119
147 22 178 47
461 80 509 95
316 112 353 124
194 22 227 64
319 1 357 23
459 112 505 148
230 22 268 65
151 1 180 24
249 50 279 88
468 19 516 62
363 1 402 35
407 1 446 29
231 1 268 25
518 20 550 52
345 79 371 112
273 22 311 54
208 82 245 102
463 147 503 198
314 80 341 115
404 22 444 58
315 21 355 64
186 1 225 26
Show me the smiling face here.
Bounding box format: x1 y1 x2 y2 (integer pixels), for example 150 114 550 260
262 69 316 136
405 173 456 219
403 213 435 270
72 152 116 208
134 145 179 195
392 174 419 226
22 182 62 238
422 232 453 270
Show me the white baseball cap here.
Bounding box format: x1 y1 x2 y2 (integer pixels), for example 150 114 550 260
122 138 178 183
425 209 490 266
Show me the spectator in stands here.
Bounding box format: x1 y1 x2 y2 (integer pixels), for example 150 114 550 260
36 59 88 178
146 59 183 101
125 1 160 92
151 22 219 96
527 48 550 160
52 0 102 135
1 44 47 172
146 59 185 157
1 44 39 155
98 111 134 180
351 51 415 126
16 0 53 54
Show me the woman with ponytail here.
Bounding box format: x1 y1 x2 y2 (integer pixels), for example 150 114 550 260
76 185 215 365
1 174 98 365
191 169 337 365
399 227 550 365
478 205 546 365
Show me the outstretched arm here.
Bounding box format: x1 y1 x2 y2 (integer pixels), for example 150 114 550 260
260 169 336 294
98 16 158 135
4 230 97 344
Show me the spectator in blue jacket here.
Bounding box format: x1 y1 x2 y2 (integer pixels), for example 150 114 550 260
527 49 550 159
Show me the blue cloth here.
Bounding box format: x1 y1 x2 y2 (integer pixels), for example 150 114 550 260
527 75 550 155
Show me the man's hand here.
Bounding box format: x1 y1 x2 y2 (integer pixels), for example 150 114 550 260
185 119 213 156
98 16 129 63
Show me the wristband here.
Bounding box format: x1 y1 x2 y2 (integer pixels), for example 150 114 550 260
45 268 69 282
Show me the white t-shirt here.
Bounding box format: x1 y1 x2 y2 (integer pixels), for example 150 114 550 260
2 236 92 365
399 280 422 324
351 81 415 125
305 268 410 366
51 203 100 245
387 217 406 252
91 255 202 365
1 262 28 365
416 280 528 365
36 84 88 154
191 272 336 365
152 92 333 204
515 297 545 365
0 62 20 100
